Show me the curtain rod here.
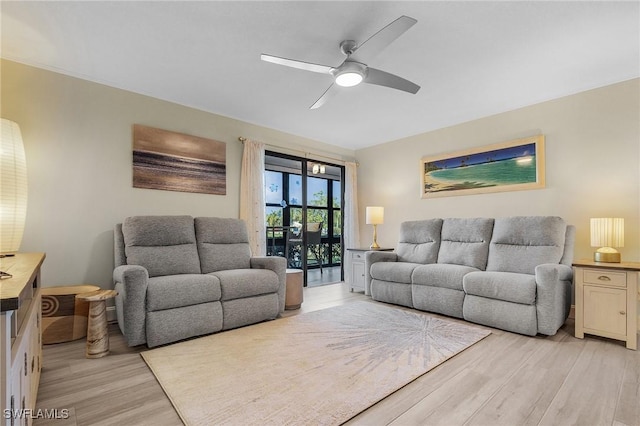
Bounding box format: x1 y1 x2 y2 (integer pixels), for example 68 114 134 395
238 136 357 166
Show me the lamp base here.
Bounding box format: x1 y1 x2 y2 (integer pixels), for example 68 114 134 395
370 223 380 249
594 252 621 263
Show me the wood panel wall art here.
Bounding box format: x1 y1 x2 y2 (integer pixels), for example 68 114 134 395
133 124 226 195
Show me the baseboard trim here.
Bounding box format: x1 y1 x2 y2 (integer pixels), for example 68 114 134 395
569 304 575 320
107 306 117 323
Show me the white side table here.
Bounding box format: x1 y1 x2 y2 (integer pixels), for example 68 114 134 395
573 260 639 350
346 247 393 294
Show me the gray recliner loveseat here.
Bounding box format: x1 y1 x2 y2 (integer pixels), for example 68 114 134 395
365 216 575 336
113 215 286 347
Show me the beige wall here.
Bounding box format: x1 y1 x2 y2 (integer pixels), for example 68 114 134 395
1 60 355 288
3 59 638 290
355 79 640 263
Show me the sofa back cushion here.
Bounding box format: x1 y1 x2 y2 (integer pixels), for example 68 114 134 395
396 219 443 264
437 218 494 270
123 215 201 277
486 216 567 275
195 217 251 273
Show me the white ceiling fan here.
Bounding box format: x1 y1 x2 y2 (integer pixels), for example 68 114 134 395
261 15 421 109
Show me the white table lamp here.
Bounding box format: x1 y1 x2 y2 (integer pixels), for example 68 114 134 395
1 119 28 254
590 217 624 263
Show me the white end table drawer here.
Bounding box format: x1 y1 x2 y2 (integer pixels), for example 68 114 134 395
584 269 626 288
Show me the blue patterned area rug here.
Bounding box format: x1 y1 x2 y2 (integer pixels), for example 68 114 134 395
142 301 491 425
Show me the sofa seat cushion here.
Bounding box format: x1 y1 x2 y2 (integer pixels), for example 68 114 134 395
147 274 221 312
212 269 279 301
463 271 536 305
370 262 422 284
412 264 479 291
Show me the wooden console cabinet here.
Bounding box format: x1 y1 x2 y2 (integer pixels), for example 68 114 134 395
573 260 639 350
1 253 45 426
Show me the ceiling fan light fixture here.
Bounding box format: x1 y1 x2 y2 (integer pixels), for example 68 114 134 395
335 71 363 87
334 62 367 87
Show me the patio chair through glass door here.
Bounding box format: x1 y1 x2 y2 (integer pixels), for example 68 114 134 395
285 222 323 274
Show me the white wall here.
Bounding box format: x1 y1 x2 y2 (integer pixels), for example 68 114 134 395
355 79 640 263
1 60 355 288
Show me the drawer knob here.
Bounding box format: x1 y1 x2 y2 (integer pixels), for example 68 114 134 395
620 311 626 315
597 275 611 281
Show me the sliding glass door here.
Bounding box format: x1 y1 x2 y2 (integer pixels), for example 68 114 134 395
264 152 344 286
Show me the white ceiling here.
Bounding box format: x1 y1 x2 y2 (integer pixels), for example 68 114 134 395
2 1 638 150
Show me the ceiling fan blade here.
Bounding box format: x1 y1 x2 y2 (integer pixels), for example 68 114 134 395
364 68 420 94
260 54 334 74
310 83 340 109
349 16 417 64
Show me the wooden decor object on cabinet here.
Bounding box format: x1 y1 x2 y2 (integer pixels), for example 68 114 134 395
573 260 639 350
346 247 393 294
41 284 100 344
1 253 46 426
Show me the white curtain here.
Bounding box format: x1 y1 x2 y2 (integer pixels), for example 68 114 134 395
240 139 266 256
343 160 361 256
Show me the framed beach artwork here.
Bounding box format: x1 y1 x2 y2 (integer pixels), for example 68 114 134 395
421 135 545 198
133 124 226 195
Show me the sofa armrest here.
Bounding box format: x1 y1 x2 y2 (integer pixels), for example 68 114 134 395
113 264 149 346
364 251 398 296
251 256 287 313
535 263 573 335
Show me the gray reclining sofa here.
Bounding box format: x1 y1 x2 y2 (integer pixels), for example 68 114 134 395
365 216 575 336
113 215 286 347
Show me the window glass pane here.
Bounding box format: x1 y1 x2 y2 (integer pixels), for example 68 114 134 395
290 208 302 226
265 206 283 227
307 209 328 236
331 243 342 264
289 174 302 205
308 177 328 207
333 210 341 237
264 171 283 205
332 180 341 208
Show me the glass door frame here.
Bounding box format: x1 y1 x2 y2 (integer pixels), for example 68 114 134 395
264 151 344 287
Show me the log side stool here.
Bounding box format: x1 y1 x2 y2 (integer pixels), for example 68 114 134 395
75 289 118 358
285 269 303 310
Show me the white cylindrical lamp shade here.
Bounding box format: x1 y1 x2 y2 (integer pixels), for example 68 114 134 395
590 218 624 248
1 119 28 253
366 206 384 225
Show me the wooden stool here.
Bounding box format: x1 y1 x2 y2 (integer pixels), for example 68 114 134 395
41 284 101 344
285 269 303 310
75 289 118 359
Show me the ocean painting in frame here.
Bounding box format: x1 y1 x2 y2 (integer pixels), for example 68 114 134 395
421 135 545 198
133 125 226 195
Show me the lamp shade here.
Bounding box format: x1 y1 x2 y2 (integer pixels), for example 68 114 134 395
590 218 624 248
1 119 28 253
365 206 384 225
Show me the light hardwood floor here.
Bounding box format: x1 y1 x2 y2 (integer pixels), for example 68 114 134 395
35 283 639 426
